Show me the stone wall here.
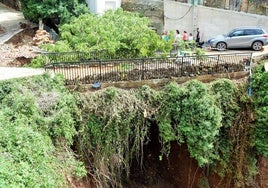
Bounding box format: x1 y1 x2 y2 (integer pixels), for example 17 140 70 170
68 71 249 91
121 0 164 34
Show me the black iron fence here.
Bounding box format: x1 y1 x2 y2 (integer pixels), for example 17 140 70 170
44 52 252 85
41 50 111 63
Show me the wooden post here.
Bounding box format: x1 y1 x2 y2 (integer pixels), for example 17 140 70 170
38 19 44 30
225 0 230 9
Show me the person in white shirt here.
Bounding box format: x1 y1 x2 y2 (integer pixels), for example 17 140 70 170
175 30 181 43
188 33 194 41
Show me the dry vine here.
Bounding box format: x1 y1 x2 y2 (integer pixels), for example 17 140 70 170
229 93 255 187
75 86 156 187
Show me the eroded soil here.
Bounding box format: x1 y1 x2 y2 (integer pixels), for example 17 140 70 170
0 26 37 67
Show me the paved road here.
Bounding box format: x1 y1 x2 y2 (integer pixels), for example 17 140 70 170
206 45 268 58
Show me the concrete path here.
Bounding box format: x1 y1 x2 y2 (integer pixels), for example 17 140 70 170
0 3 45 81
0 3 26 44
0 67 45 81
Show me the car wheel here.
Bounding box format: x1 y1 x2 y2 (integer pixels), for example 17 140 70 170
252 41 263 51
216 42 227 51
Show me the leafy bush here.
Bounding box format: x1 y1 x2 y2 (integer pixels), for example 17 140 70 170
156 80 222 166
76 87 151 187
44 9 172 59
252 62 268 156
20 0 88 24
26 56 48 68
0 74 86 187
1 70 264 187
209 79 239 176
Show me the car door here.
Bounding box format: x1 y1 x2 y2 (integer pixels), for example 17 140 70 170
243 29 262 46
225 29 247 48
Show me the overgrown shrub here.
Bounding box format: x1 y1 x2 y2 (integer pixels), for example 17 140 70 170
76 87 152 187
43 9 172 59
156 80 222 166
0 73 86 187
253 61 268 156
1 69 265 188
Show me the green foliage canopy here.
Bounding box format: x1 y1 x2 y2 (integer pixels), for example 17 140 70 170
208 79 240 174
76 87 150 187
0 74 86 187
156 80 222 166
0 72 263 187
44 9 172 58
19 0 88 24
253 62 268 156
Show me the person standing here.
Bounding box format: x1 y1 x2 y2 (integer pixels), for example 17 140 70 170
162 30 170 42
175 30 181 42
196 28 200 44
189 33 194 41
182 31 188 41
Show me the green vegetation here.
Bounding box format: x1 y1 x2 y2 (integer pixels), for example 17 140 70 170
253 61 268 156
20 0 88 24
76 87 153 187
43 9 172 59
1 63 267 187
0 74 86 187
157 80 221 166
74 78 260 187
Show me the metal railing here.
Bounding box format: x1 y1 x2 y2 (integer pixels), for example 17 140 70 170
44 52 252 85
41 50 111 63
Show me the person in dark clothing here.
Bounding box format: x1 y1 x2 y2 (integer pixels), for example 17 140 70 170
196 27 200 44
195 28 204 47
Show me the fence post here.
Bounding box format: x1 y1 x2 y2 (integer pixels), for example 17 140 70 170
99 60 102 82
181 57 184 76
216 54 220 73
142 58 145 80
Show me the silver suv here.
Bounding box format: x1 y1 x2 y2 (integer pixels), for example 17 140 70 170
209 27 268 51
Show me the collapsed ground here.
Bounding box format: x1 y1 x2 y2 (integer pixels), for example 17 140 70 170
1 20 268 188
0 26 38 67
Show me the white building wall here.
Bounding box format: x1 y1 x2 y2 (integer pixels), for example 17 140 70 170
86 0 122 14
164 2 193 35
164 1 268 41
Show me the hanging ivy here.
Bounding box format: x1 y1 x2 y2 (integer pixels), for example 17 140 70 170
76 87 152 187
252 62 268 156
156 80 222 166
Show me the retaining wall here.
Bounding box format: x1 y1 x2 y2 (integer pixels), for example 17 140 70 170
164 1 268 41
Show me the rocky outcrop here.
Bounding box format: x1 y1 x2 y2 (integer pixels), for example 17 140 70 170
32 29 54 46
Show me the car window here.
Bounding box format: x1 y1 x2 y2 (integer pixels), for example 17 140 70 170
256 29 264 34
244 29 261 35
229 30 244 37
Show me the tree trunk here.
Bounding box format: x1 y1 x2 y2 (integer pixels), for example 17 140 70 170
225 0 230 9
39 19 44 30
240 0 248 12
